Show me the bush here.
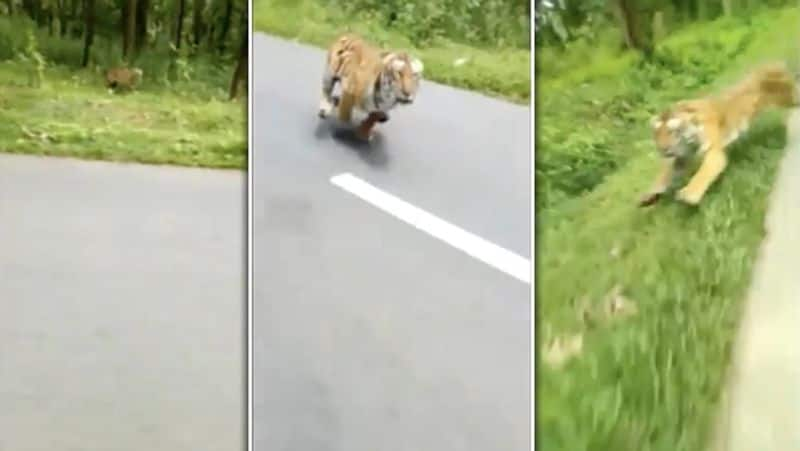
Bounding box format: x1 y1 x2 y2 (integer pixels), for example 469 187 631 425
329 0 529 49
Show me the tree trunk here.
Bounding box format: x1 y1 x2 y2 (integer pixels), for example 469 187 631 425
207 23 215 48
135 0 148 52
613 0 653 56
58 0 68 36
651 10 665 44
22 0 34 19
614 0 638 50
81 0 94 67
193 0 206 46
175 0 185 50
123 0 137 59
30 0 45 26
228 17 246 100
121 1 128 56
697 0 709 20
217 0 232 52
722 0 732 16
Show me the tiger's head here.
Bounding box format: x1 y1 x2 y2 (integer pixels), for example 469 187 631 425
380 52 424 105
649 108 702 159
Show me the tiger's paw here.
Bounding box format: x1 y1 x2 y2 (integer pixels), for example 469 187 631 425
318 99 333 119
354 128 376 142
373 111 389 123
638 191 662 207
676 187 702 206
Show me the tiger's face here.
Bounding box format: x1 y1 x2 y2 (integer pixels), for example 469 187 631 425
650 111 701 159
382 52 424 105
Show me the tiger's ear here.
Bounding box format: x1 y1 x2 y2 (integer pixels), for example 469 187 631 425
410 57 424 76
391 58 406 71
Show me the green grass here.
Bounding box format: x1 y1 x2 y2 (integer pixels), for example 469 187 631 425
0 61 246 169
537 7 800 451
253 0 530 104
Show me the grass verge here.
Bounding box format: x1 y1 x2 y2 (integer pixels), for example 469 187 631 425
253 0 530 104
0 61 246 169
537 7 800 451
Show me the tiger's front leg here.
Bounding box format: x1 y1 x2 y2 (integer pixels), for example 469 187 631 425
676 147 727 205
354 112 385 141
336 92 372 125
318 70 338 118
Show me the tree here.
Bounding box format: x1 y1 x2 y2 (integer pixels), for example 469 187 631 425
175 0 185 49
58 0 69 36
722 0 733 16
228 14 246 100
121 0 138 59
81 0 94 66
217 0 233 52
135 0 148 52
193 0 206 46
614 0 651 55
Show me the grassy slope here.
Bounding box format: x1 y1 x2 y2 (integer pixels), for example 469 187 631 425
0 61 246 169
537 8 800 451
253 0 530 104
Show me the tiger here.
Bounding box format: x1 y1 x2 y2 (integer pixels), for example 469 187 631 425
105 67 143 92
639 61 800 207
318 33 424 140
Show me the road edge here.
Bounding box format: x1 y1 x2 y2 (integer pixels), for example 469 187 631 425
709 108 800 451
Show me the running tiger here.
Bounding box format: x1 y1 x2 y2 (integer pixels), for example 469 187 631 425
318 33 424 140
105 66 143 92
639 62 800 207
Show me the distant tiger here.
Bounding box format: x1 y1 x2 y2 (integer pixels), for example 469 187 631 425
105 66 143 92
318 33 424 140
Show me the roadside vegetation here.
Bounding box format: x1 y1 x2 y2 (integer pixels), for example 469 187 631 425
254 0 531 104
537 1 799 449
0 0 247 169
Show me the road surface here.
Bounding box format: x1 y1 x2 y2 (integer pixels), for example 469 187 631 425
0 155 245 451
253 34 531 451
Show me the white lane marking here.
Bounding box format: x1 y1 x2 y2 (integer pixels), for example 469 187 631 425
330 173 531 284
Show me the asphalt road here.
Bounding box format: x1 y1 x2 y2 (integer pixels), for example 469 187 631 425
253 33 531 451
0 155 245 451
